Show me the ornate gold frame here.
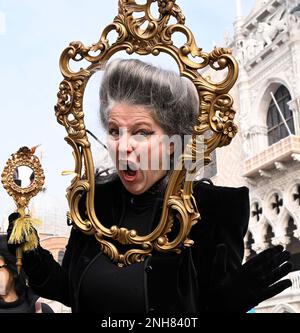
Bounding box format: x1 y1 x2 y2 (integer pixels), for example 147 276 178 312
55 0 238 266
1 146 45 209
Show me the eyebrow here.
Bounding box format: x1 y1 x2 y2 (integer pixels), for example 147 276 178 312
108 120 153 128
132 121 153 128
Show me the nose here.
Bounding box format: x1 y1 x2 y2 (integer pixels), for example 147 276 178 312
118 131 136 156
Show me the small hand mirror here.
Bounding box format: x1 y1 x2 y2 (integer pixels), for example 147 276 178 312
1 146 45 273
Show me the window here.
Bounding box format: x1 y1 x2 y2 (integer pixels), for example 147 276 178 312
267 85 294 146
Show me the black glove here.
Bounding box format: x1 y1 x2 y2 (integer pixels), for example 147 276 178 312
207 244 293 312
7 212 23 256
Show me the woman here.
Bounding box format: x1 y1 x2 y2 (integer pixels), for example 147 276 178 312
0 236 53 313
7 59 292 313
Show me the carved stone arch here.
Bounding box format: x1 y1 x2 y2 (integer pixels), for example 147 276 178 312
248 205 269 250
251 216 273 252
281 211 300 255
255 78 294 128
285 180 300 217
278 208 298 233
273 303 297 313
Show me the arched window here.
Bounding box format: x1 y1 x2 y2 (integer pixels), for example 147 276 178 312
267 85 294 146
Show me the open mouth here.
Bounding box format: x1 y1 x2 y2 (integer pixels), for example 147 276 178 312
119 161 139 182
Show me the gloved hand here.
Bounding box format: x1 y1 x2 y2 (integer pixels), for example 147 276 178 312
7 212 22 256
207 244 293 312
7 212 47 283
7 212 40 255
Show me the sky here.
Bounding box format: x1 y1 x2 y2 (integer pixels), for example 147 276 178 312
0 0 255 228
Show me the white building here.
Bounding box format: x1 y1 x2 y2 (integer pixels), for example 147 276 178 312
211 0 300 312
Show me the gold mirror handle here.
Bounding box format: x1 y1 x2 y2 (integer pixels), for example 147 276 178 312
16 247 23 275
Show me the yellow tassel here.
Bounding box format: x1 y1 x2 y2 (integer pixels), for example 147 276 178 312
8 208 41 252
22 230 39 252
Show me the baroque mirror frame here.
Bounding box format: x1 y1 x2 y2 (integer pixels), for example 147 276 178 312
55 0 238 266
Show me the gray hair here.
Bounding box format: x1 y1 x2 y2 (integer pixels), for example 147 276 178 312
99 59 199 140
97 59 199 189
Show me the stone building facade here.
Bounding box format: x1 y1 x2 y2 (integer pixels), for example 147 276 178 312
211 0 300 312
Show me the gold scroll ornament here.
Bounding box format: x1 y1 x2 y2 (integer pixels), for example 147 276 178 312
1 146 45 273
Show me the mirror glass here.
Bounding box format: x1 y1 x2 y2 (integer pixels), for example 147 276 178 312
13 166 35 188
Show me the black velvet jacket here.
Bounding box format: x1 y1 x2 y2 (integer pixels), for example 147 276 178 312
22 177 249 313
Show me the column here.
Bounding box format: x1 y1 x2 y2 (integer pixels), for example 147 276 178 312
288 98 300 136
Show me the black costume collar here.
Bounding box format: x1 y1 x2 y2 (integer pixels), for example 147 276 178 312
121 175 166 207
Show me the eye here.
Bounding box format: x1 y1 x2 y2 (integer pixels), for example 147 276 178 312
135 129 155 137
109 128 119 138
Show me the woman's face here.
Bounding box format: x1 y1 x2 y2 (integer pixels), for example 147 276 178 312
0 257 13 297
107 103 173 195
